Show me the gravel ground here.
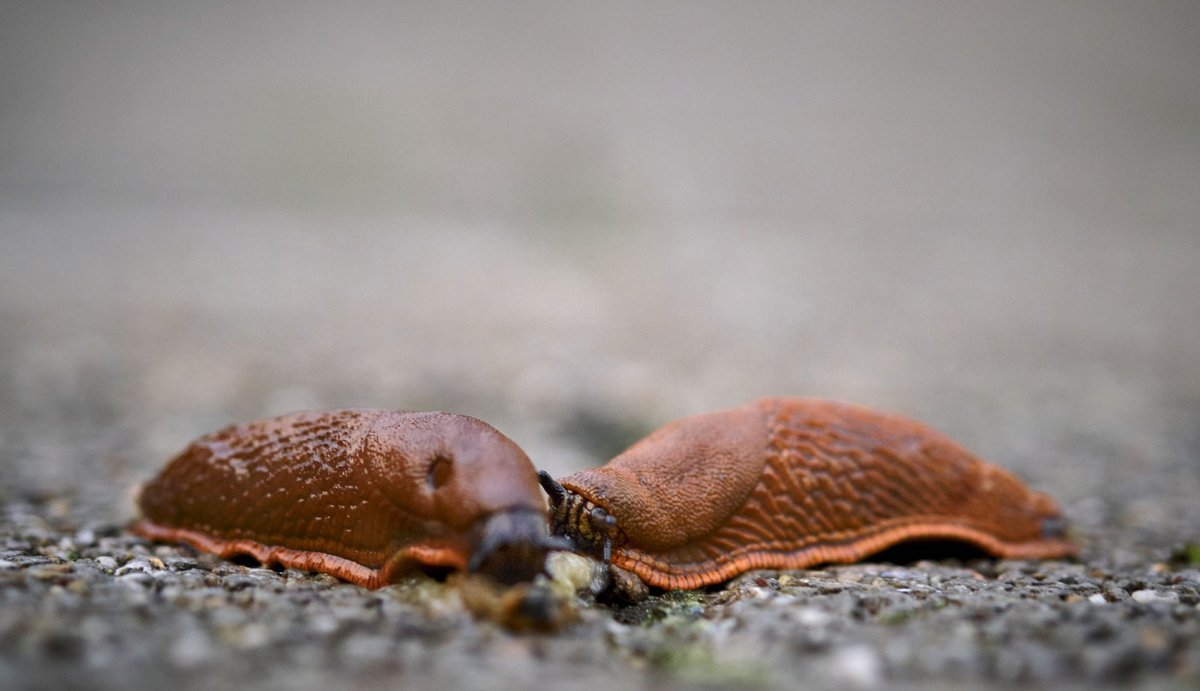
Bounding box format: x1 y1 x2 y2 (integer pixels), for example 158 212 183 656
1 495 1198 691
3 2 1200 689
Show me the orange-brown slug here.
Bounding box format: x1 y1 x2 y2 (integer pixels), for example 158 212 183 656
132 410 563 588
539 398 1076 600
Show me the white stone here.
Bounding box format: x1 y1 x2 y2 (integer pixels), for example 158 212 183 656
832 644 884 689
1131 590 1179 604
795 606 833 628
114 559 153 576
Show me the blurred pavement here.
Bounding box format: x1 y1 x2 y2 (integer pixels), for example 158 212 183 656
1 0 1198 536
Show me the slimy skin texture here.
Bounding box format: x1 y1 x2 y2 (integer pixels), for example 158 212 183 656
133 410 557 588
541 398 1076 595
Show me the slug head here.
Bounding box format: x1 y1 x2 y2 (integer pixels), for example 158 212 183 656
538 470 619 563
365 411 565 583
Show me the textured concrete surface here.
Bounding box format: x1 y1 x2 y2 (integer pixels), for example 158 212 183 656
2 2 1199 689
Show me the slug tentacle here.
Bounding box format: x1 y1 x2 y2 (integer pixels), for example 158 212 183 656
540 470 623 564
537 470 567 506
546 397 1076 597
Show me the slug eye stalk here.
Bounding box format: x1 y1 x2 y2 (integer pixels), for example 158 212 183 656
539 469 622 564
537 470 566 506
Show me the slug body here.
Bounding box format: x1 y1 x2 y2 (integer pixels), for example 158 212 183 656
539 398 1075 597
133 410 561 588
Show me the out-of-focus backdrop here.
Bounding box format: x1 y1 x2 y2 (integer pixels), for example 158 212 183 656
2 1 1198 535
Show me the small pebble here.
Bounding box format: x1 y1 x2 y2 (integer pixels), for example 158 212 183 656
239 623 270 649
1131 590 1180 604
118 571 154 587
794 606 833 628
169 629 214 669
115 559 155 576
1088 593 1107 605
1139 627 1169 652
308 615 339 634
95 556 117 570
31 563 74 579
832 644 884 688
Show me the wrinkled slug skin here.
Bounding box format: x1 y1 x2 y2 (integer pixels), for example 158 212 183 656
555 398 1076 591
133 410 548 589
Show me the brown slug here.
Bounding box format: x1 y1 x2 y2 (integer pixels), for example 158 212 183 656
132 409 565 588
539 398 1076 600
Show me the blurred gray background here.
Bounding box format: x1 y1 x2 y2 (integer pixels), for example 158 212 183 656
1 1 1198 537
